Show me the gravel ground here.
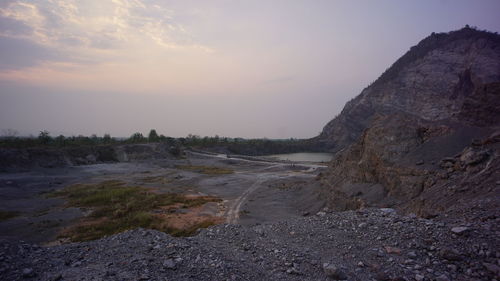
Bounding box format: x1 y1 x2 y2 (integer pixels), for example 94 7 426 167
1 208 498 281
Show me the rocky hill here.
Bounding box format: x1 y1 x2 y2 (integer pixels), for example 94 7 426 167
315 27 500 151
317 27 500 220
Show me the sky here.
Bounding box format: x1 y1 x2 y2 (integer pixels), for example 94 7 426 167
1 0 499 139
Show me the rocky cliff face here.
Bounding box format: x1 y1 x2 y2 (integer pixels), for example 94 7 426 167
318 28 500 219
315 27 500 151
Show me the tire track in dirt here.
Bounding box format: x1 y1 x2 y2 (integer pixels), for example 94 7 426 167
226 177 265 224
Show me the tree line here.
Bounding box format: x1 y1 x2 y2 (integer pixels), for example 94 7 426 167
0 129 170 148
0 129 321 155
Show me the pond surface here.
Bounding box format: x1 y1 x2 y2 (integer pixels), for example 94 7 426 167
267 152 333 162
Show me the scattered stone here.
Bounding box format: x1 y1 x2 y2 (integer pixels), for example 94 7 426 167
483 262 500 275
375 271 391 281
379 208 396 214
415 274 425 281
385 246 402 255
51 274 62 281
316 211 327 217
323 263 348 280
21 268 34 278
163 258 176 269
450 226 469 235
439 248 462 261
435 274 450 281
286 267 300 275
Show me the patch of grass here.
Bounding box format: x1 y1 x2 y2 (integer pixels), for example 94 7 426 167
48 180 221 241
0 211 19 221
139 176 171 184
175 165 233 175
33 208 51 217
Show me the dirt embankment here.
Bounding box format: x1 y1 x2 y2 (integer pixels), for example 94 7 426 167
0 143 175 172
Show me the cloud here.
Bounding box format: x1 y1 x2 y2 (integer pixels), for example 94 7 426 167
0 0 212 72
0 14 33 36
0 36 58 69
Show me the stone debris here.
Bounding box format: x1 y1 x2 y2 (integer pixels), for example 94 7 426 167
0 208 498 280
450 226 469 235
322 263 347 280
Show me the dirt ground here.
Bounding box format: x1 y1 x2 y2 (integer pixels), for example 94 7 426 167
0 151 326 244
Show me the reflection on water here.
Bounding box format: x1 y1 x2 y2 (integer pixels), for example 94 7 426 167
267 152 333 162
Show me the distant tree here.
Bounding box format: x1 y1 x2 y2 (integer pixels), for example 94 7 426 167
129 132 145 143
90 134 99 144
38 130 51 145
55 135 66 147
148 129 159 142
103 133 112 144
1 129 18 138
165 137 175 146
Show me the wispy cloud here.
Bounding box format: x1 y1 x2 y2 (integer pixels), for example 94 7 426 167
0 0 212 72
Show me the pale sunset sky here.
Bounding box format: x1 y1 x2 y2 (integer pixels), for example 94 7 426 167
1 0 499 138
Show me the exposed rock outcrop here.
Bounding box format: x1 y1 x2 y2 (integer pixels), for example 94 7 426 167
315 27 500 152
317 28 500 218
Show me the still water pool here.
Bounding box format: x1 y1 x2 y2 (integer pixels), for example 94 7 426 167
266 152 333 162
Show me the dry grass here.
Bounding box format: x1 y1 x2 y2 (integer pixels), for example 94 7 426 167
48 180 221 241
175 165 233 175
139 175 172 184
0 210 19 222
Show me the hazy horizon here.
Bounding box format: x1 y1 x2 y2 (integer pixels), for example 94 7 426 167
1 0 500 139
